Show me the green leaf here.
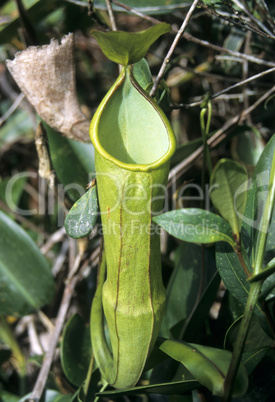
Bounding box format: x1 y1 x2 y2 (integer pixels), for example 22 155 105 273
241 134 275 268
0 390 20 402
216 242 249 305
222 29 245 73
200 0 224 4
132 58 152 90
265 201 275 266
248 257 275 283
210 158 248 239
215 242 264 324
242 347 271 375
153 208 236 248
0 109 33 148
18 390 72 402
61 314 92 387
230 126 265 167
159 339 248 397
64 183 98 239
162 243 217 338
0 316 24 367
0 174 27 208
163 243 203 332
260 272 275 301
92 23 170 66
96 379 199 397
0 0 57 45
0 211 55 317
45 124 95 202
223 313 272 374
94 0 193 15
171 271 220 342
171 137 203 166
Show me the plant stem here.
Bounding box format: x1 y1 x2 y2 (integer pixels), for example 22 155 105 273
94 381 108 402
236 251 251 278
253 150 275 275
83 354 95 396
223 142 275 400
200 101 212 177
0 316 25 369
0 316 27 396
223 281 262 401
149 0 200 98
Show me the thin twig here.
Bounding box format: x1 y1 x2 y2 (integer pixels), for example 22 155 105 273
51 240 69 277
258 0 275 34
173 65 275 108
174 90 262 108
201 0 275 39
210 66 275 101
168 84 275 185
106 0 117 31
0 92 25 127
112 0 160 24
67 244 85 280
223 282 262 401
210 83 275 146
231 0 274 37
183 31 275 67
149 0 201 98
40 227 66 255
72 0 275 70
242 31 252 125
29 252 86 401
111 0 275 69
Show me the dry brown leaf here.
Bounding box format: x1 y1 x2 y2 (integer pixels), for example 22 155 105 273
6 33 90 142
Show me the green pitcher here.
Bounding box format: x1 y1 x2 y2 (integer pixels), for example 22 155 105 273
90 64 176 389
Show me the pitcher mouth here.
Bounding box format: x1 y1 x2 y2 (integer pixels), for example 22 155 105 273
89 66 176 172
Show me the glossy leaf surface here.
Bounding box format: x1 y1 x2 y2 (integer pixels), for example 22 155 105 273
0 211 55 316
159 339 248 397
216 242 264 323
61 314 92 386
210 158 248 238
64 183 98 239
92 23 170 66
153 208 236 248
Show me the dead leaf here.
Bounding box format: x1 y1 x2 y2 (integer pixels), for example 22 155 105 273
6 33 90 142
